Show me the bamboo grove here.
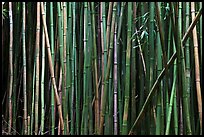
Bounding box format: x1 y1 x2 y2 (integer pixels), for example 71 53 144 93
1 2 202 135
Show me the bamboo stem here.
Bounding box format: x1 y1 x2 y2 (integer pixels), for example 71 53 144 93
191 2 202 134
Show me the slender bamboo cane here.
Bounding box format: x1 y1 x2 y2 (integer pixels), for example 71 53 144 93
81 2 88 135
90 2 99 134
116 3 125 134
31 54 36 135
22 2 27 135
40 2 46 135
199 2 202 75
76 3 82 135
155 22 163 135
130 3 137 132
62 2 67 135
149 3 155 134
12 3 21 134
165 59 177 135
8 2 13 134
69 2 76 135
49 2 55 135
113 16 118 135
184 3 192 134
191 2 202 134
122 2 132 135
35 2 40 135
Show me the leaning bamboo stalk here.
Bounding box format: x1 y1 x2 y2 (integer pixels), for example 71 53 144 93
22 2 27 135
8 2 13 134
165 59 177 135
191 2 202 134
129 52 177 135
40 2 64 133
182 8 202 44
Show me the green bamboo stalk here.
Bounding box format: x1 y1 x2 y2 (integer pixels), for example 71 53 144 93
76 3 83 135
87 9 93 134
57 4 65 133
107 3 115 132
122 2 132 135
8 2 13 134
165 58 177 135
40 2 46 135
22 2 27 135
149 3 155 134
81 2 88 135
69 2 75 135
106 2 113 53
100 2 107 112
99 4 105 123
67 2 72 134
71 2 76 135
170 2 192 135
116 3 125 135
155 22 163 135
179 2 192 135
172 30 178 135
49 2 55 135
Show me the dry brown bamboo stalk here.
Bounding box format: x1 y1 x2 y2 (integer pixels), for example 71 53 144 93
191 2 202 134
